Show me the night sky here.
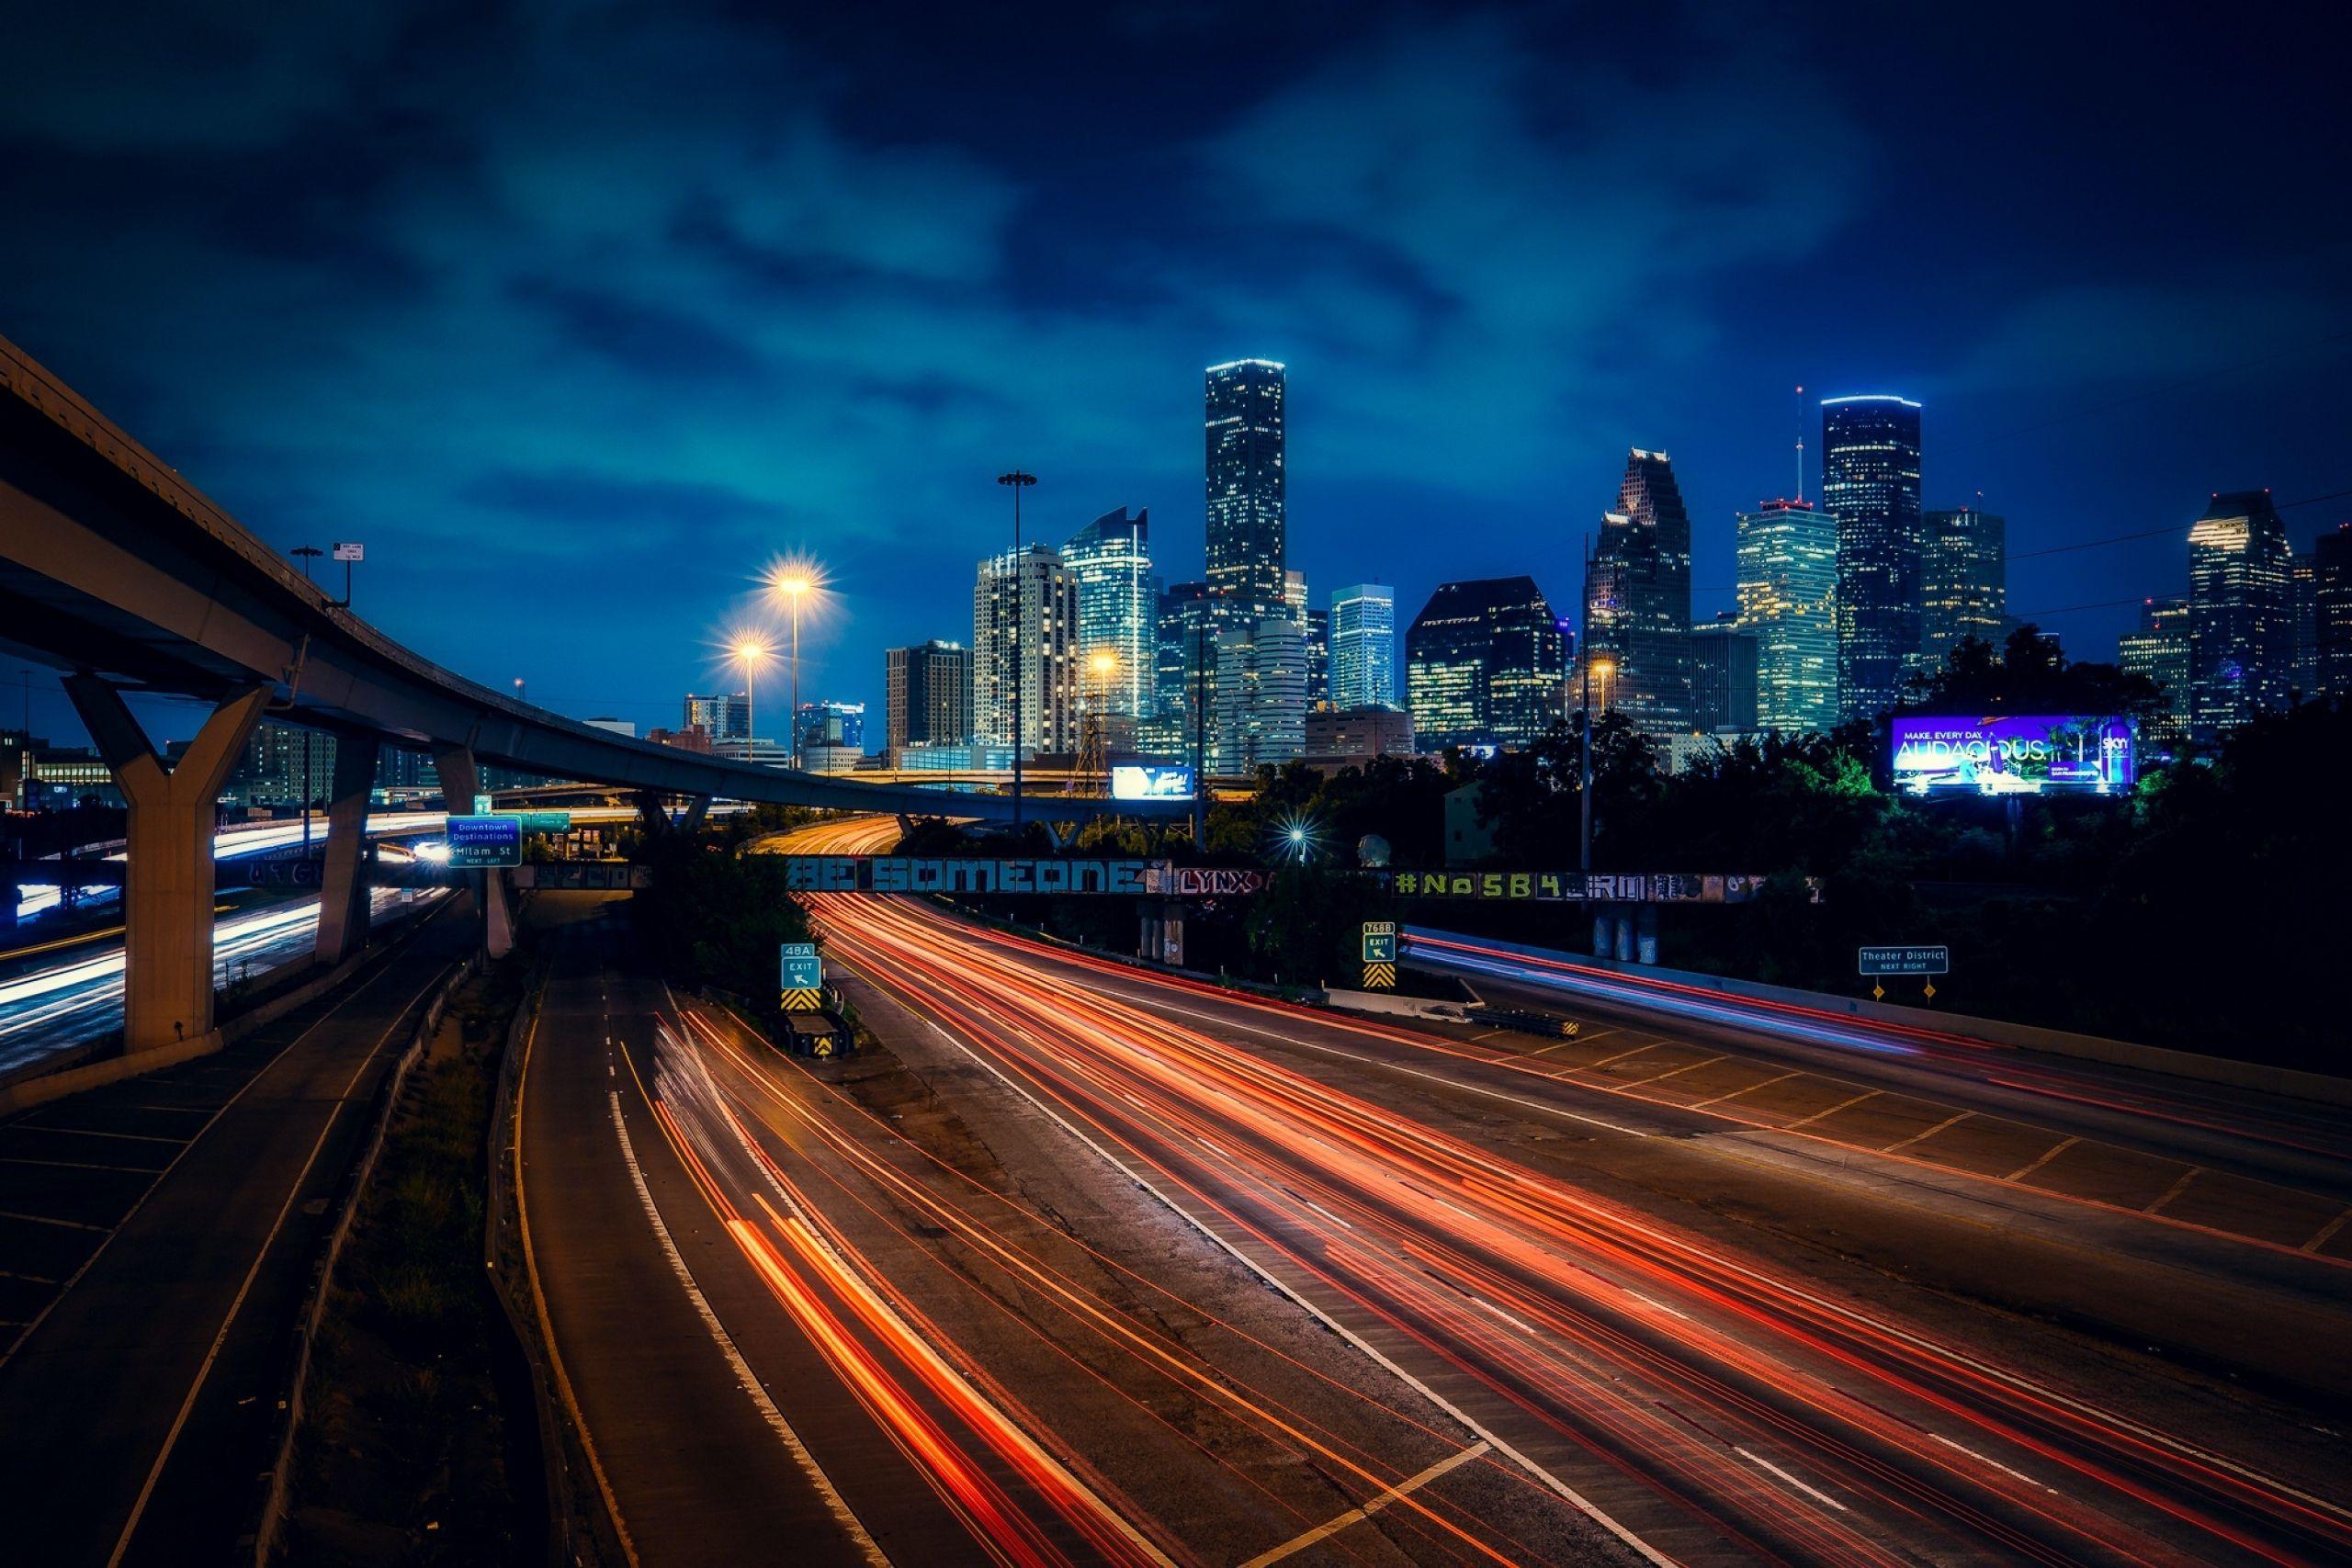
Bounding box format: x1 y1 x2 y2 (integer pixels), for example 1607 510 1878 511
4 1 2346 746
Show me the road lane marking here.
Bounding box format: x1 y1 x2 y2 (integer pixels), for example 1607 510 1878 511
1581 1042 1661 1071
910 1014 1679 1568
1240 1441 1492 1567
1735 1447 1848 1512
1688 1070 1799 1109
605 1087 887 1567
2300 1207 2352 1254
0 1155 160 1174
2004 1136 2079 1184
2143 1167 2202 1216
107 963 454 1568
0 1207 107 1230
1929 1432 2058 1494
1528 1026 1616 1055
1781 1089 1880 1131
1882 1110 1972 1155
1621 1054 1726 1089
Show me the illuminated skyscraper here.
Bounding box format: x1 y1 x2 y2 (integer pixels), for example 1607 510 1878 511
1919 505 2007 671
1148 581 1216 758
886 641 972 760
684 692 749 741
1582 449 1693 739
1329 583 1396 710
1214 615 1306 771
1061 507 1156 726
1735 498 1839 734
1407 577 1568 751
2313 524 2352 700
1204 360 1287 626
972 545 1079 756
1821 395 1923 721
1690 613 1759 735
2116 597 2192 743
2187 491 2294 738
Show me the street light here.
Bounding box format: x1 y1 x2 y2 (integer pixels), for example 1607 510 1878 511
732 637 773 763
769 565 820 771
996 469 1036 831
1580 655 1615 874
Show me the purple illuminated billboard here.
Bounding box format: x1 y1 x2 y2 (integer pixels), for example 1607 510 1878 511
1891 715 2136 797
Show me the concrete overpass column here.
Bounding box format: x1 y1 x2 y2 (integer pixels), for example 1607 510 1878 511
678 795 710 835
65 677 269 1053
431 743 500 953
632 788 671 841
312 732 379 965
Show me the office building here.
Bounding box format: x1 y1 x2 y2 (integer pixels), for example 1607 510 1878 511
2 728 34 807
1690 613 1759 734
2117 596 2193 743
886 640 973 760
795 699 865 751
1582 448 1693 739
1204 359 1287 627
972 544 1080 756
1920 505 2007 671
1147 581 1216 760
233 723 337 808
2313 525 2352 700
1214 615 1307 771
1302 705 1416 761
2187 491 2295 738
684 693 749 742
2293 559 2318 697
1329 583 1397 710
1406 577 1569 751
1305 610 1330 710
1734 498 1839 733
897 741 1018 773
1062 507 1156 726
1821 394 1924 721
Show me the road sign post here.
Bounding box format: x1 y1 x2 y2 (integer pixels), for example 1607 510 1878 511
1858 944 1949 1001
780 941 824 1011
1361 920 1397 990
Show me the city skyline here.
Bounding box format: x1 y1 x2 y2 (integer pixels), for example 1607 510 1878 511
1 5 2345 750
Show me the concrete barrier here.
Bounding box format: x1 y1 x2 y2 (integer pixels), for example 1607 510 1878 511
1405 926 2352 1109
1322 988 1470 1023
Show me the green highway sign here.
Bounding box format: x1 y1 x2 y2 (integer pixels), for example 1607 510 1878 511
779 942 822 991
1858 944 1949 976
446 814 522 868
473 794 493 815
518 810 572 834
1361 920 1397 964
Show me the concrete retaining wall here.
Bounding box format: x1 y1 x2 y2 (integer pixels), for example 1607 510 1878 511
1405 926 2352 1109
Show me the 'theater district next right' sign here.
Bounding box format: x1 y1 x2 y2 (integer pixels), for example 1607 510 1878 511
1891 715 2136 798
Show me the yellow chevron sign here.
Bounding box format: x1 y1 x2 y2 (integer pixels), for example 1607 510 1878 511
781 987 824 1012
1361 962 1396 990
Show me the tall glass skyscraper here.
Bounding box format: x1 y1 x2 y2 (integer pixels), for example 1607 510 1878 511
2187 490 2294 739
1060 507 1155 727
1821 395 1923 721
1919 505 2007 672
1582 448 1693 739
2313 524 2352 701
1735 498 1839 734
2116 597 2192 743
885 640 972 761
1329 583 1397 709
971 545 1080 756
1204 360 1287 626
1148 581 1216 759
1406 577 1568 751
1214 616 1307 771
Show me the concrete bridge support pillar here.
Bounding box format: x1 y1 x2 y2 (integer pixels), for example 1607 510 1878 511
678 795 710 835
432 743 505 955
312 732 379 965
65 676 269 1053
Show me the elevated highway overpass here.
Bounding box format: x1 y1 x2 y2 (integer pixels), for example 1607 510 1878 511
0 332 1181 1063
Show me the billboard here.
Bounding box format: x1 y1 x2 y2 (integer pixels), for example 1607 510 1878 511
1111 763 1196 800
1892 715 2135 797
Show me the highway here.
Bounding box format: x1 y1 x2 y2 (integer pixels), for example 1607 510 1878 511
757 817 2351 1565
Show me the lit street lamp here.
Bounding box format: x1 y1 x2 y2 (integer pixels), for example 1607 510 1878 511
732 637 773 763
1580 655 1614 874
770 567 820 771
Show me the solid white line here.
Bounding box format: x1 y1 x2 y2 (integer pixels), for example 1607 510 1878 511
1624 1291 1690 1322
107 964 453 1568
1735 1447 1849 1513
1240 1440 1493 1567
1468 1295 1539 1337
605 1089 888 1568
911 1014 1680 1568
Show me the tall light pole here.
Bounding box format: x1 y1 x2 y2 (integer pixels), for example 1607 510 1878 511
996 469 1035 832
292 546 324 849
1581 655 1613 874
773 571 815 771
733 637 772 763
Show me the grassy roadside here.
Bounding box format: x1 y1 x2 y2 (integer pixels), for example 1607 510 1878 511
277 957 541 1565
